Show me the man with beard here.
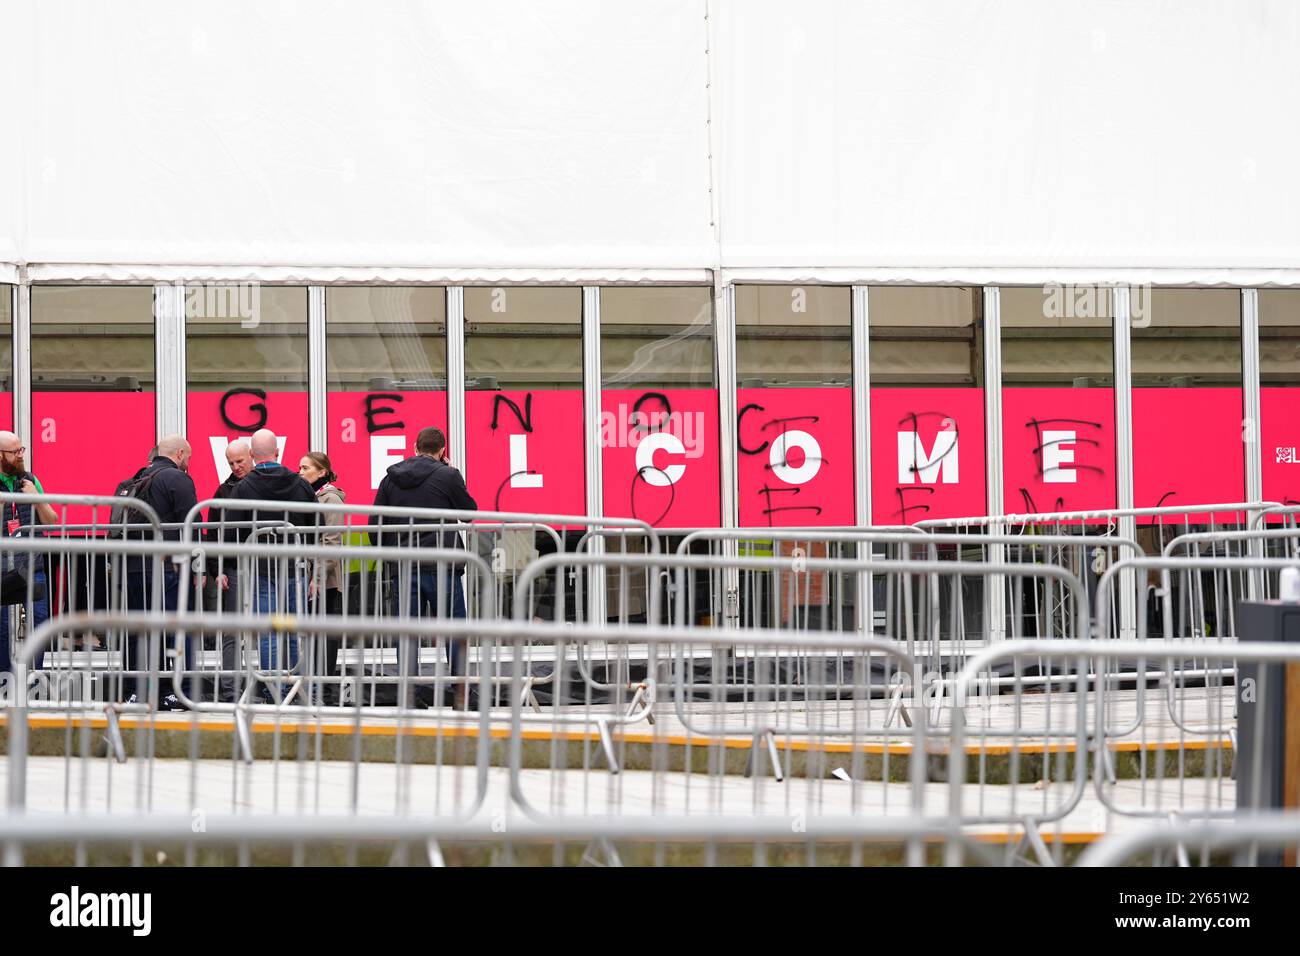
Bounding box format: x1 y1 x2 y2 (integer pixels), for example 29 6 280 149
0 431 55 679
204 438 254 701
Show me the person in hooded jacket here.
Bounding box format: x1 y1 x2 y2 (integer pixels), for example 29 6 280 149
299 450 346 705
372 426 476 709
225 428 316 704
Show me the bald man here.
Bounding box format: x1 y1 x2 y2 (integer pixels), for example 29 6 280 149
122 435 198 708
205 439 254 702
224 429 315 705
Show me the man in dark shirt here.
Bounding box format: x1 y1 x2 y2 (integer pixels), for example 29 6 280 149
373 426 477 709
225 429 315 704
123 435 198 708
204 438 253 701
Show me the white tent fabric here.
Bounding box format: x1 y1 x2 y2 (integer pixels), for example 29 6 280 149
4 0 715 274
2 1 1299 281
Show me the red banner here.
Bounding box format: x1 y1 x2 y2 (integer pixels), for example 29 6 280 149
869 389 986 523
1263 388 1300 508
326 391 448 505
1002 388 1116 514
601 389 720 529
187 391 309 501
465 390 584 515
33 393 156 520
736 387 854 527
1133 388 1244 521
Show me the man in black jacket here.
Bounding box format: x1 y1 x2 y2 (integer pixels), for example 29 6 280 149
123 435 198 708
204 438 253 701
373 426 477 709
225 429 316 704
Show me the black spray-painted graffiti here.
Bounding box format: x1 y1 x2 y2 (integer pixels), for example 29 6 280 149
894 410 958 521
737 403 825 526
1017 416 1105 514
219 388 269 432
491 392 541 511
627 392 676 526
365 394 405 433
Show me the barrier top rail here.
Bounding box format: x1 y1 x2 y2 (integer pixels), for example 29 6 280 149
0 491 163 536
678 527 1143 556
1160 527 1300 557
1077 812 1300 867
513 552 1089 633
946 637 1300 834
917 501 1281 529
180 499 658 550
1251 504 1300 529
1094 555 1300 640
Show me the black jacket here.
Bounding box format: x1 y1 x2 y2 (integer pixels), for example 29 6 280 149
223 463 316 542
131 457 199 541
372 455 477 550
204 472 242 574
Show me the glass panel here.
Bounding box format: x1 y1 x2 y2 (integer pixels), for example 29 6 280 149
735 285 853 527
1000 285 1116 514
600 287 719 529
325 287 446 503
1131 289 1243 514
31 286 155 499
1259 290 1300 507
465 287 583 514
868 287 985 522
600 286 714 388
735 285 850 388
186 285 308 499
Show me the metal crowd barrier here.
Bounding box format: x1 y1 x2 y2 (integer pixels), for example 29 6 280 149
512 552 1090 736
945 638 1300 866
1078 812 1300 867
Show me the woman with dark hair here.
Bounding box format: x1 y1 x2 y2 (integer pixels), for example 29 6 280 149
299 451 346 704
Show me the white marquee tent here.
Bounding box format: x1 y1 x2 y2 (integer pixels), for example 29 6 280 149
1 0 1298 285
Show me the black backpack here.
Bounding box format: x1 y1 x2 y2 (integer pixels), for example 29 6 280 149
109 469 158 538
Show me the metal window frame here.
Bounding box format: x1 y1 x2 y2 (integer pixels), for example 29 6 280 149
307 286 327 453
1242 288 1262 503
12 280 29 456
982 286 1006 642
154 281 186 440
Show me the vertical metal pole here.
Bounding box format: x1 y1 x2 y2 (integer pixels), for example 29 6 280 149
1242 288 1264 598
12 280 30 462
983 286 1006 642
852 285 873 633
715 281 740 627
446 286 466 473
308 286 328 454
583 287 606 624
1113 285 1137 640
154 282 186 439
